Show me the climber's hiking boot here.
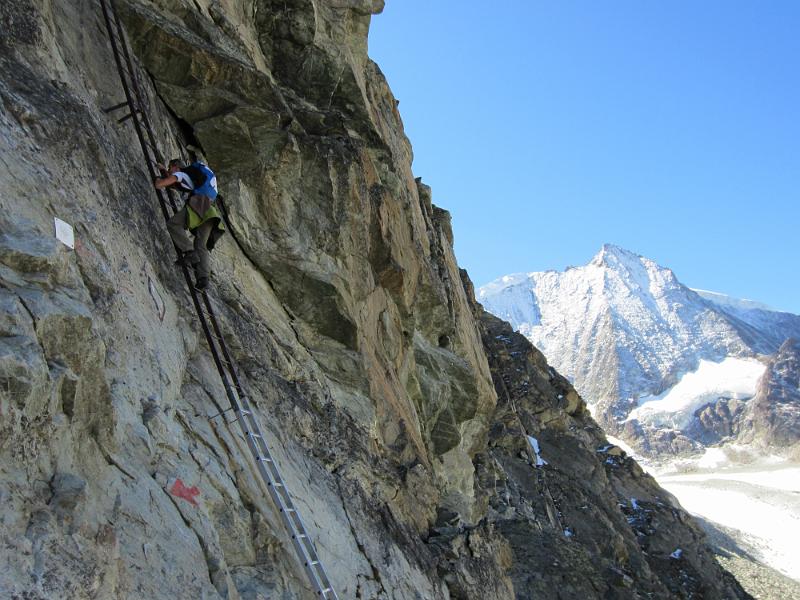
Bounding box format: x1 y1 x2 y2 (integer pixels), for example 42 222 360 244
194 276 209 291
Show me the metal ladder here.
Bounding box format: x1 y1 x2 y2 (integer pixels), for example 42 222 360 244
97 1 338 596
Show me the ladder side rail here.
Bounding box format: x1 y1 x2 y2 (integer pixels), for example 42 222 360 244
247 418 338 597
100 2 337 595
106 0 181 217
103 9 247 433
100 0 166 222
239 399 337 596
103 0 153 180
101 0 204 320
288 505 325 561
287 500 335 591
104 2 242 399
291 540 330 595
109 0 161 167
162 186 183 224
199 293 249 403
245 430 332 595
236 380 338 596
182 267 242 408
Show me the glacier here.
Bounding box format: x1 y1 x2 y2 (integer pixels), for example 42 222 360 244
627 357 766 429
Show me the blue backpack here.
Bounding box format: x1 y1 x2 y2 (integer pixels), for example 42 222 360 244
181 162 218 200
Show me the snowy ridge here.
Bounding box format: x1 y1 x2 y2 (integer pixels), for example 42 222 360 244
478 244 800 444
693 289 774 312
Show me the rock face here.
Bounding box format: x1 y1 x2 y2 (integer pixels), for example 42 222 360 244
688 398 746 445
737 338 800 450
1 1 749 598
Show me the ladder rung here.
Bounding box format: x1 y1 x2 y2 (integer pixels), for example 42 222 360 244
103 100 129 113
247 432 261 438
293 534 307 539
208 406 237 419
257 456 273 463
282 508 296 513
307 560 319 566
268 482 284 488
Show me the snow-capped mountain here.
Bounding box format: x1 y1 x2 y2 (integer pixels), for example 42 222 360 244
478 244 800 455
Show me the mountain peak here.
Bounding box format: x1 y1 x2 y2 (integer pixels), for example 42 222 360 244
591 244 644 269
479 247 800 417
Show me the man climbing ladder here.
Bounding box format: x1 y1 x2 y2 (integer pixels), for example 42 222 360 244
155 159 225 289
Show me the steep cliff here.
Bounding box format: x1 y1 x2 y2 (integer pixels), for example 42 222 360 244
1 1 749 598
737 338 800 451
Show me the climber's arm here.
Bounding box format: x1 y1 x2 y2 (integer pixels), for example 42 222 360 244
154 174 178 189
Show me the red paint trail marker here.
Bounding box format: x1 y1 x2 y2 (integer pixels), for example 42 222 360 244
169 478 200 507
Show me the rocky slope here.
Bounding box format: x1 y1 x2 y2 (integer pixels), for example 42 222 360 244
474 309 747 599
1 1 749 598
736 338 800 451
479 244 800 456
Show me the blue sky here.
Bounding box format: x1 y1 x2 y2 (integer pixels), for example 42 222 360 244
369 1 800 313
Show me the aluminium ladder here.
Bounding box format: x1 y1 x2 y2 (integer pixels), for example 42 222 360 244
97 1 338 596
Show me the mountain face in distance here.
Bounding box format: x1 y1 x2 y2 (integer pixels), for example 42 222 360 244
736 338 800 449
479 244 800 456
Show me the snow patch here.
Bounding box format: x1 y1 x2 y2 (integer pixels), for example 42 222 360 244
627 357 765 429
527 436 547 467
696 447 728 470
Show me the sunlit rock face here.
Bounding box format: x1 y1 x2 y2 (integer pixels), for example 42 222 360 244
0 1 749 598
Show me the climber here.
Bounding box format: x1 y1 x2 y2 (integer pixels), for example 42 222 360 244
154 159 225 290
